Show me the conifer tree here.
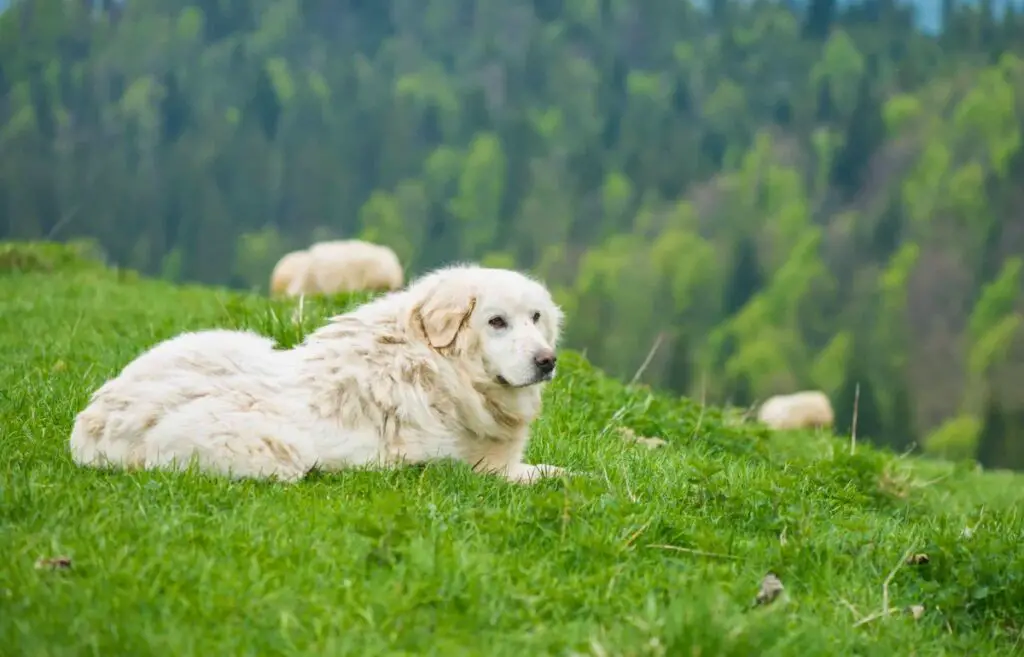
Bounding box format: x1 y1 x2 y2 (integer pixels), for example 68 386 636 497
835 340 884 443
976 397 1006 468
724 237 763 317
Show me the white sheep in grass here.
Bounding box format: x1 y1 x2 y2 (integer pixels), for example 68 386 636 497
757 390 835 431
273 240 405 298
269 249 311 298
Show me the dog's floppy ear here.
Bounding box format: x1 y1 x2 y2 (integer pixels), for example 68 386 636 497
409 280 477 350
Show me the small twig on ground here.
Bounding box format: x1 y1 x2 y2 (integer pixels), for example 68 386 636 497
850 382 860 455
961 506 985 540
896 442 918 459
689 371 708 441
740 398 760 423
838 597 862 619
914 473 952 488
629 332 665 387
46 162 109 240
597 406 631 440
560 483 571 541
852 545 915 628
603 562 626 603
883 547 915 615
598 333 665 439
618 463 637 503
623 519 652 550
852 607 903 627
46 205 82 240
646 544 739 560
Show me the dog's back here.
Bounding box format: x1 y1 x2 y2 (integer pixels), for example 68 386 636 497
69 329 316 480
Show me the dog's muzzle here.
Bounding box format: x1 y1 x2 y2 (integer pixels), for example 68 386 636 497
496 369 555 388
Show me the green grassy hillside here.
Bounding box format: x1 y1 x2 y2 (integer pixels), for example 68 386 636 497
1 242 1022 656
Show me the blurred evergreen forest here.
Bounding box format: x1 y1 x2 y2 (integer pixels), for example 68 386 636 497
2 0 1024 468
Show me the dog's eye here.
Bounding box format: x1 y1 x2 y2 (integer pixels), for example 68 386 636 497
488 316 507 329
532 312 541 323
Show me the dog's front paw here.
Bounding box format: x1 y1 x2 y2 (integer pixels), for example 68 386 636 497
504 462 568 484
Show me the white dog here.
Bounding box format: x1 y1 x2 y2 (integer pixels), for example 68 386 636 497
69 264 568 484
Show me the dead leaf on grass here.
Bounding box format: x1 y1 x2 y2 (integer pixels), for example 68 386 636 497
754 572 785 606
617 427 668 450
34 556 72 571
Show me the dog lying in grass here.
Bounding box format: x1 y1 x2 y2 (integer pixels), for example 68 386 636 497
69 264 568 484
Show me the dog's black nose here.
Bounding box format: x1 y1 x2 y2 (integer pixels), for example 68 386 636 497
534 350 557 375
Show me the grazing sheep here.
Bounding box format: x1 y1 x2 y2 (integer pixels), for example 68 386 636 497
285 240 404 297
269 250 311 297
757 390 835 431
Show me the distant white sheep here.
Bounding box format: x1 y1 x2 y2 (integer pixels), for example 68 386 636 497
283 240 405 297
269 249 311 297
757 390 835 431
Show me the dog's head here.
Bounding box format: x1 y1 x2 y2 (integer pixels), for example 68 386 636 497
405 265 564 389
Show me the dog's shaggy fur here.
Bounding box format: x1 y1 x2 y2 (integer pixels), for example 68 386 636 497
69 264 568 484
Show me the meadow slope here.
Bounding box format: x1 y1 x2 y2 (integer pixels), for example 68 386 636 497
1 242 1022 656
